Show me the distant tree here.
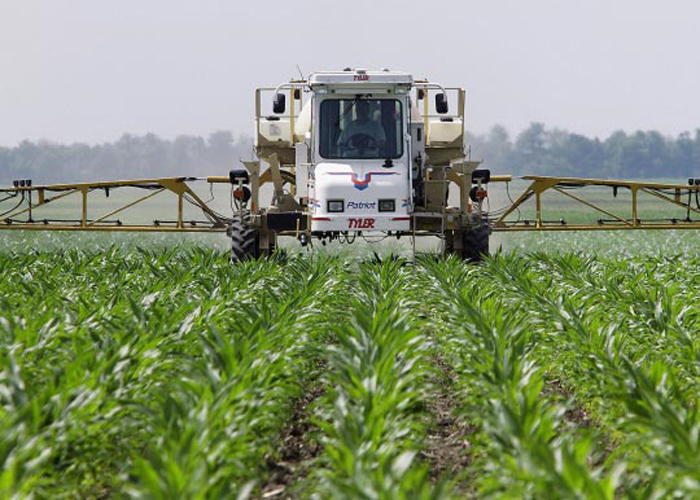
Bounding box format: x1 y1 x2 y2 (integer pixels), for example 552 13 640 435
479 125 513 172
693 130 700 174
170 135 206 173
207 131 236 170
600 131 627 178
513 123 548 174
672 132 694 178
563 134 601 176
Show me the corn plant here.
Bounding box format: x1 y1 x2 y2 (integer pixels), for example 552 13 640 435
315 258 444 499
4 240 700 498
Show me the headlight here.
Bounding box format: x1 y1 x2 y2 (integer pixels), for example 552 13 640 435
378 199 395 212
327 199 344 213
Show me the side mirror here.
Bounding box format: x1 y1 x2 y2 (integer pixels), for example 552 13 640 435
471 169 491 184
229 168 250 184
273 93 286 114
417 88 425 100
435 93 448 114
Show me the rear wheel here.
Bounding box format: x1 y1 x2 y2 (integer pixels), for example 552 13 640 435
461 216 490 262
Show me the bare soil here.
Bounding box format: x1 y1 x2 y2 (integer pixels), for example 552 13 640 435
544 377 594 428
260 382 325 499
421 355 477 492
543 377 617 466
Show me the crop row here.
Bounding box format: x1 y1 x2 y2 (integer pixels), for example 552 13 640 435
4 246 700 498
414 253 700 497
315 259 443 498
1 249 347 497
2 249 455 498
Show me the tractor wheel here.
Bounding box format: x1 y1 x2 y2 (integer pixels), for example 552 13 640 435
461 216 490 262
228 217 259 262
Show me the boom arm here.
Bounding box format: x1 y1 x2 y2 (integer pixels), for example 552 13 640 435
0 177 230 232
493 176 700 231
4 174 700 234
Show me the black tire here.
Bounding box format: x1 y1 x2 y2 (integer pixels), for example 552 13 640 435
461 216 490 262
229 217 259 262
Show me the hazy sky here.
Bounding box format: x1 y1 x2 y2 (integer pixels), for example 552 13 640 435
1 0 698 146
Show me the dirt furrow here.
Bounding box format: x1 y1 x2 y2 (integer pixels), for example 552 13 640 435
260 381 325 499
421 355 477 494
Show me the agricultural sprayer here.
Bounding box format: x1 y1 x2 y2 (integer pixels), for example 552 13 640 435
3 68 700 261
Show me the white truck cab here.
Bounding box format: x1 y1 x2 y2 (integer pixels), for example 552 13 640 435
307 70 413 233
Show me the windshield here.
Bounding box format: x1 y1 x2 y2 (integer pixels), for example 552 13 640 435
319 99 403 159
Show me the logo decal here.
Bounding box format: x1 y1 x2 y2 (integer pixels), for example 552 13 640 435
348 218 375 229
347 201 376 210
328 172 397 191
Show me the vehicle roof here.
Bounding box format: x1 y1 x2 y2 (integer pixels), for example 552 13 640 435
308 69 413 86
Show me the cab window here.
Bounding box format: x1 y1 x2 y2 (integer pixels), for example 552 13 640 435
319 99 403 159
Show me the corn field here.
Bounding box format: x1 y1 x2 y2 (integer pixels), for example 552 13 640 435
3 243 700 498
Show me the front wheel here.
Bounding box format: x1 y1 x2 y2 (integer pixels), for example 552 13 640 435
228 216 260 262
228 216 278 263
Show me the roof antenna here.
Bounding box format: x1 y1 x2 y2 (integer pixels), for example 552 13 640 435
296 64 305 80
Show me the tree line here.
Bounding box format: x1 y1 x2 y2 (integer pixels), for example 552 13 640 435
1 125 700 184
0 131 254 185
469 124 700 179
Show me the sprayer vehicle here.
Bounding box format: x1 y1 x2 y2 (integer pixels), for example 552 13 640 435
226 67 492 261
4 68 700 257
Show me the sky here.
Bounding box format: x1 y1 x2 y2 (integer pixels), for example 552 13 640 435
0 0 699 146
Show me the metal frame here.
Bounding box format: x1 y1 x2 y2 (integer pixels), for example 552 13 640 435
494 176 700 231
8 174 700 235
0 177 228 232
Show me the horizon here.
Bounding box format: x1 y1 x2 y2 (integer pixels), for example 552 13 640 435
3 122 700 149
1 0 699 146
